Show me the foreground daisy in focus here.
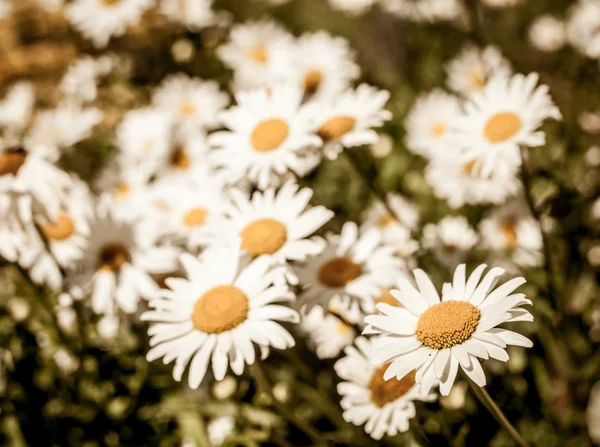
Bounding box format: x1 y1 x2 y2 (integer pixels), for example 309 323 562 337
143 241 299 388
365 264 533 396
335 336 435 439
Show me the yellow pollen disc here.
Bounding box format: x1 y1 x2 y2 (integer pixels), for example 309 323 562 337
170 147 190 169
102 0 119 4
483 112 522 144
467 67 485 89
98 244 129 272
378 214 397 228
240 218 287 257
248 46 268 63
303 69 323 95
462 158 484 177
369 364 416 408
40 213 75 241
114 183 130 198
416 301 481 350
431 122 446 137
317 257 362 289
179 102 197 117
192 285 249 333
500 219 518 249
337 320 353 335
0 150 26 176
376 288 399 307
317 115 356 142
250 118 289 152
183 207 208 227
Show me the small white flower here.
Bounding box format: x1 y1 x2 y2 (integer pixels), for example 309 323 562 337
423 216 478 268
449 72 561 176
207 416 235 446
142 241 299 388
0 82 35 133
334 336 436 439
529 15 566 53
327 0 377 15
299 306 356 359
209 85 322 189
383 0 465 23
364 264 533 396
566 0 600 59
159 0 217 29
445 44 512 96
480 0 524 8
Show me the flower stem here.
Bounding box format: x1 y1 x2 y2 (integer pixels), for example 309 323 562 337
249 362 325 445
467 380 530 447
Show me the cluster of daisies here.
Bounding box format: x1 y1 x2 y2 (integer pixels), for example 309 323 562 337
0 2 551 441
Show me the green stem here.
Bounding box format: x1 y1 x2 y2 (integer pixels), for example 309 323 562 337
249 362 325 445
467 380 530 447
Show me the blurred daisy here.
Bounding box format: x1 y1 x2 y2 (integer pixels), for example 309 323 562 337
566 0 600 59
26 102 103 161
207 416 235 446
479 201 543 267
61 54 124 103
152 74 229 133
295 222 404 314
587 381 600 444
425 154 520 208
159 0 217 29
334 336 435 440
18 231 63 290
273 31 360 101
66 0 155 48
383 0 464 23
300 306 356 359
404 89 460 158
209 182 333 262
154 131 211 181
529 15 566 53
0 196 24 262
217 20 293 88
0 82 35 133
449 72 561 176
314 84 392 159
0 0 11 19
328 0 377 15
81 203 180 315
445 45 511 96
364 264 533 396
480 0 525 7
209 85 321 190
422 216 478 268
142 241 299 388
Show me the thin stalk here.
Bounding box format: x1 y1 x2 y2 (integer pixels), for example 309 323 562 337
467 380 530 447
249 362 325 445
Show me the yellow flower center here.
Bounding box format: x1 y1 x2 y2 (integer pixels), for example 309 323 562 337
317 257 362 288
431 122 446 137
416 301 481 350
483 112 522 143
114 183 130 199
102 0 120 5
40 213 75 241
179 102 197 117
462 158 484 177
317 116 356 142
467 67 485 90
0 149 26 176
303 69 323 95
248 46 268 63
378 214 397 228
369 364 416 407
170 147 190 169
192 285 249 333
501 219 518 249
376 288 399 307
240 218 287 257
250 118 289 152
337 320 354 335
183 207 208 227
98 244 130 272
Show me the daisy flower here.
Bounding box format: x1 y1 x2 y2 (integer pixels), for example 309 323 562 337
313 84 392 159
152 74 229 133
422 216 478 268
207 416 236 446
300 306 356 359
209 85 322 190
81 202 180 315
328 0 377 15
61 54 125 103
364 264 533 396
217 20 293 88
17 226 64 290
529 15 566 53
334 336 435 440
142 241 299 388
26 102 103 161
445 44 512 96
208 182 333 262
449 72 562 176
153 130 212 181
159 0 217 29
480 0 525 6
383 0 465 23
272 31 360 102
404 89 461 158
66 0 155 48
0 82 35 133
0 196 24 262
425 154 521 208
566 0 600 59
295 222 405 314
